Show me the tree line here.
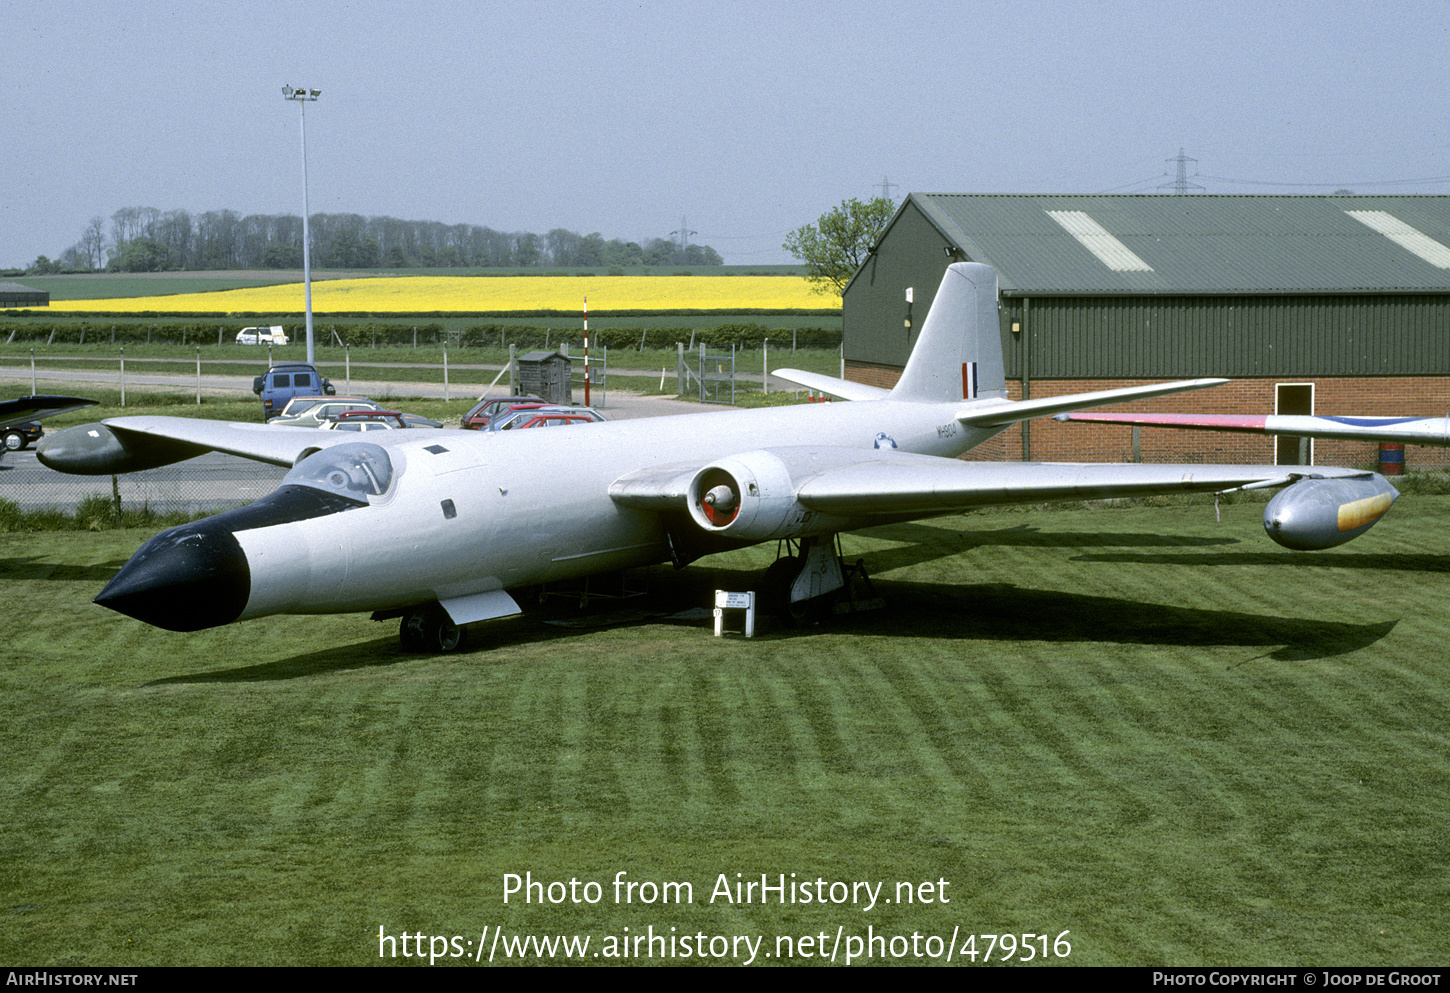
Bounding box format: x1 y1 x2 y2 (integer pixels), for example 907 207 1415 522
31 207 724 273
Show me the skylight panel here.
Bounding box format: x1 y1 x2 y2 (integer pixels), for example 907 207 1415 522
1045 210 1154 272
1345 210 1450 268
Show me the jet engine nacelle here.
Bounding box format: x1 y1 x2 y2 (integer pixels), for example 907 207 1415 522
1262 473 1398 550
686 450 848 541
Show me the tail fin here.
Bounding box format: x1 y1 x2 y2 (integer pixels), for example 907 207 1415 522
889 262 1007 404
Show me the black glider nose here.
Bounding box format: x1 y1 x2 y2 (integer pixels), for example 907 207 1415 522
95 522 250 631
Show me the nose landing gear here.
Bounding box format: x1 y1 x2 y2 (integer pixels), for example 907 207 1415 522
399 603 469 653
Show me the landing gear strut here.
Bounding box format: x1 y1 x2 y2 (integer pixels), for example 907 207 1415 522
762 535 881 624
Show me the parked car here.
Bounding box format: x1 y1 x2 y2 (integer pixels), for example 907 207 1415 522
460 396 547 430
322 411 409 432
2 421 43 452
236 325 289 345
487 405 607 431
396 412 443 429
268 396 380 427
252 363 336 420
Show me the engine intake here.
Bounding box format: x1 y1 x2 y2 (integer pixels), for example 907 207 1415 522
685 451 842 541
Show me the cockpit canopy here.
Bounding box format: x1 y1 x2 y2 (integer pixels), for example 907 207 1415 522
283 442 396 503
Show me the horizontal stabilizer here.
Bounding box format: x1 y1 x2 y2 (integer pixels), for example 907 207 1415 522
770 368 889 401
957 379 1229 428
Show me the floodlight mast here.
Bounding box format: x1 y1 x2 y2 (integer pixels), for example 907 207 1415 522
282 85 321 364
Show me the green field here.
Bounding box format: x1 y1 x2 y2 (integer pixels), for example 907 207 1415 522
2 498 1447 967
15 266 811 303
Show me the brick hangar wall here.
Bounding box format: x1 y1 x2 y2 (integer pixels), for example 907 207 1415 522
845 362 1450 470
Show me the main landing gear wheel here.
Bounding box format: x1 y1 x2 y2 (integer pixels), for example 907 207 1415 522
763 555 819 625
399 604 468 653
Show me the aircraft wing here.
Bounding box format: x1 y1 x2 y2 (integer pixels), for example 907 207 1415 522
612 445 1396 552
769 368 891 401
1 394 98 429
36 414 413 474
1057 411 1450 446
612 445 1377 518
794 453 1374 514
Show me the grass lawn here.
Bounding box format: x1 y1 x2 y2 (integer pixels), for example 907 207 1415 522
2 497 1447 966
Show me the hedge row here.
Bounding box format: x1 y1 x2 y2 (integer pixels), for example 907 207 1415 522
1 320 842 351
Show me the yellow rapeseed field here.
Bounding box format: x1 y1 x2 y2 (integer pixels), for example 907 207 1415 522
60 275 831 313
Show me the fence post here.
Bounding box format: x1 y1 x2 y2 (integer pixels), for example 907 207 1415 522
763 338 769 395
443 343 450 401
196 346 202 405
119 347 125 408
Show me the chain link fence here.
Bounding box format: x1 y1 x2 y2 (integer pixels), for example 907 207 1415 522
2 454 287 514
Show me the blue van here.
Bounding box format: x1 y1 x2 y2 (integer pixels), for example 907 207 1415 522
252 362 336 420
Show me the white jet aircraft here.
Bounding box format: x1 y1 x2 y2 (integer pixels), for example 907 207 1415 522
38 264 1400 651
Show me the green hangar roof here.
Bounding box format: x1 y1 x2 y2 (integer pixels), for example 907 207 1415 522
895 194 1450 295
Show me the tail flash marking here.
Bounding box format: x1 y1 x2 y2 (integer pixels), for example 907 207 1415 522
962 362 977 400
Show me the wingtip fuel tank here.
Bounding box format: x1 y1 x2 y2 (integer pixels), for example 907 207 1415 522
1263 474 1399 550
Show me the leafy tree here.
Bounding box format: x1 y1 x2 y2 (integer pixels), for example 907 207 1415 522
262 243 303 269
107 237 176 272
783 196 895 296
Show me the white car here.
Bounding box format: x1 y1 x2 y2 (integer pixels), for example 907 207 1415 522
237 326 289 345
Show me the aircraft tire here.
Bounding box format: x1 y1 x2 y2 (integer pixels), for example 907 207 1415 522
762 556 819 626
399 612 425 652
400 605 468 654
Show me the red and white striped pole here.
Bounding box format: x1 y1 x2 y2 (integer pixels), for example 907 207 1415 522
583 296 590 407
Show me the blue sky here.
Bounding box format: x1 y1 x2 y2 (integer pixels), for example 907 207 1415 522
4 0 1448 268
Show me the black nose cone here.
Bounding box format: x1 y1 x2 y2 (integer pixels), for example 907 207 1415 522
95 522 250 631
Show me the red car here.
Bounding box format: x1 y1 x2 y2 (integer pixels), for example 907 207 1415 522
487 406 606 431
460 397 546 430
